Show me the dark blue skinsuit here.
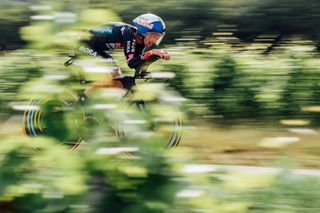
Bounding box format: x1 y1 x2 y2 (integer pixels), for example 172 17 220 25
77 22 150 70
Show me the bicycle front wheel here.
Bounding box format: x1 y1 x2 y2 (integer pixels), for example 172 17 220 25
115 88 184 149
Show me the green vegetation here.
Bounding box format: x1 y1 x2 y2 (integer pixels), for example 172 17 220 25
1 0 320 212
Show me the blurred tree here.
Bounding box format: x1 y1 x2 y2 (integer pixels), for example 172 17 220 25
164 64 190 98
278 57 320 121
230 0 320 53
0 137 86 212
209 56 260 120
0 0 32 50
87 152 180 213
0 56 41 119
244 174 320 212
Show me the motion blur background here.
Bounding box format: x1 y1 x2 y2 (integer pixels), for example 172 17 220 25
1 0 320 212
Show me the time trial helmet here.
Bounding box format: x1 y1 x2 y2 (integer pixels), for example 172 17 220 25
133 13 166 37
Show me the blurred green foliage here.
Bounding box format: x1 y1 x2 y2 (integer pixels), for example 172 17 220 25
1 137 320 212
1 0 320 212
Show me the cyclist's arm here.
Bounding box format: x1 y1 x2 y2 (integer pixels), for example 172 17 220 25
122 27 144 69
143 49 170 60
123 28 169 69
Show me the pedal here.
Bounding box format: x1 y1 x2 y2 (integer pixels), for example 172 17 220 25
64 54 76 67
64 58 74 67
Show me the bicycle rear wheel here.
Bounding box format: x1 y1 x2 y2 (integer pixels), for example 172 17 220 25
22 89 86 151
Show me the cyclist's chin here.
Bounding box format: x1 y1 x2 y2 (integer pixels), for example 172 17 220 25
144 41 153 47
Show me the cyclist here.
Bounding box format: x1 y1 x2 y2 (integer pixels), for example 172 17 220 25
69 13 170 90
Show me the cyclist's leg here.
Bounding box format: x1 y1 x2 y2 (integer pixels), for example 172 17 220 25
70 39 123 94
88 51 123 89
83 54 124 96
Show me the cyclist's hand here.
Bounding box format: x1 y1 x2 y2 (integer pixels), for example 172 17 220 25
151 49 171 60
161 52 171 60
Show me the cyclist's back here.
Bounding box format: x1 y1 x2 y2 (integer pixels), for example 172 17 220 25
78 22 146 70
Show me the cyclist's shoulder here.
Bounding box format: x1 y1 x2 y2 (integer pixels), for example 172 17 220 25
88 22 127 33
111 22 135 28
89 23 114 35
112 22 137 34
88 22 137 42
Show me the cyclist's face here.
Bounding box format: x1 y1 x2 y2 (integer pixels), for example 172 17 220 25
144 32 163 47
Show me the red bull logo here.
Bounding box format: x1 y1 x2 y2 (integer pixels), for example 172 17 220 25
136 18 154 29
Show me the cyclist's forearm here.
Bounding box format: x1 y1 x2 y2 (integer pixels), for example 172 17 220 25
127 55 145 69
